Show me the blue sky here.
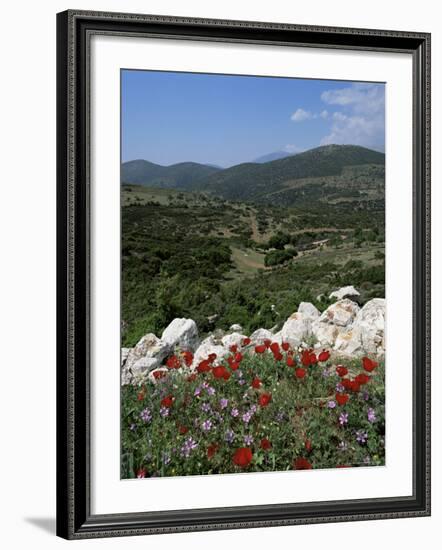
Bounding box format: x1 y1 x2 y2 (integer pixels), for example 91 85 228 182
122 70 385 168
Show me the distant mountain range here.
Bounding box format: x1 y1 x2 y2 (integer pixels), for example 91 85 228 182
253 151 292 163
121 160 221 188
122 144 385 207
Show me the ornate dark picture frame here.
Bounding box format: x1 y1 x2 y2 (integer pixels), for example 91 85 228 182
56 9 431 540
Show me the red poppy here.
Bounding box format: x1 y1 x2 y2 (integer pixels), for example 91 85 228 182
186 373 197 382
318 350 331 362
295 368 307 379
305 439 312 452
182 351 193 367
255 344 266 354
207 353 217 363
349 380 361 393
229 362 240 371
281 342 290 352
270 342 280 354
234 352 243 363
136 468 147 478
213 365 228 379
259 393 272 407
309 353 318 365
362 356 378 372
152 370 167 381
251 377 262 389
336 393 349 406
286 356 296 367
161 395 174 408
233 447 253 467
341 378 352 390
178 425 188 435
355 373 370 385
166 355 181 369
293 457 313 470
207 443 219 459
229 344 238 353
196 360 211 373
273 351 284 362
137 389 145 401
242 337 251 346
264 339 272 348
336 366 348 377
223 370 231 381
301 350 312 366
260 438 272 451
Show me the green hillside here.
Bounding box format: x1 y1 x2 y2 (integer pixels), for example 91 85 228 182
187 144 385 203
121 159 221 188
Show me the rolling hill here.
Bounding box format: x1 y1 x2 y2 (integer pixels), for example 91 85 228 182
121 159 221 188
122 145 385 207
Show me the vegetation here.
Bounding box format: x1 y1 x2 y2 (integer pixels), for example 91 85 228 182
121 343 385 478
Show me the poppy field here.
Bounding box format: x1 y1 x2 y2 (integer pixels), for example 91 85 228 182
121 340 385 478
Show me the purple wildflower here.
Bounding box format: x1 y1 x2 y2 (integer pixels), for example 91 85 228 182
338 440 348 452
194 386 202 397
356 430 368 444
242 411 252 424
367 408 377 423
339 412 349 426
243 434 254 445
207 386 216 396
327 400 336 409
336 383 345 393
219 398 229 409
180 437 198 458
159 406 169 418
139 408 152 423
231 407 239 417
201 419 212 432
225 430 235 444
201 402 211 413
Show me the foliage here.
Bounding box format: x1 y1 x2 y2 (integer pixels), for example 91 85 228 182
121 344 385 478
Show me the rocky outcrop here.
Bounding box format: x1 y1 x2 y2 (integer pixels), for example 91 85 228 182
161 318 199 352
192 335 229 367
122 333 171 385
121 288 385 385
329 285 360 301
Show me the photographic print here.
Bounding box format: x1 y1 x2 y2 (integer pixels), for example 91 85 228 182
120 70 386 479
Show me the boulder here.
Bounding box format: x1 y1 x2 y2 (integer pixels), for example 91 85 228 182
121 347 131 366
333 326 364 356
222 332 247 349
229 323 243 332
161 318 199 352
122 333 171 385
329 285 360 301
298 302 320 321
278 312 311 347
319 299 360 327
311 320 340 347
249 328 274 344
192 336 229 368
355 298 385 355
125 333 171 371
131 356 162 382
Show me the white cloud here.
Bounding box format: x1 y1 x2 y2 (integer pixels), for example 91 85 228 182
320 110 329 119
319 83 385 150
284 144 304 154
290 108 313 122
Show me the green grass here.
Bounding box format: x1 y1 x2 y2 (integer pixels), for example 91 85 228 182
121 346 385 478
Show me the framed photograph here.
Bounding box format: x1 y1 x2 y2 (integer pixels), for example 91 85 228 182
56 10 431 539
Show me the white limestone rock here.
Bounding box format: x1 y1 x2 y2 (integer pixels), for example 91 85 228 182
161 318 199 352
